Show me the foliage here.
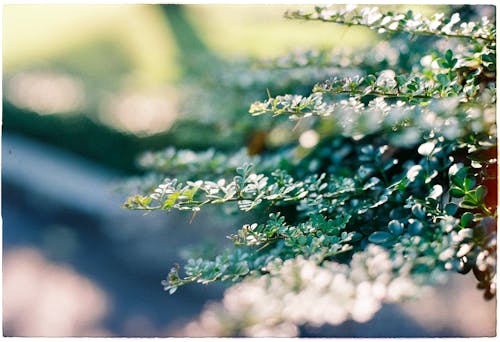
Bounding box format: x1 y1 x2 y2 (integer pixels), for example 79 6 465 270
123 5 497 336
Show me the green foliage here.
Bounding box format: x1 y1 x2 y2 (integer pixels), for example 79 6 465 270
124 5 496 336
286 6 495 42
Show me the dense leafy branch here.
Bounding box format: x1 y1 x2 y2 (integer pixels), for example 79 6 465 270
123 5 496 337
285 6 495 43
159 136 497 295
124 164 363 213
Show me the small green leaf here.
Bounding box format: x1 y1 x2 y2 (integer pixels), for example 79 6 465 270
236 166 245 175
464 177 476 191
449 186 465 197
450 167 468 187
474 185 488 202
436 74 450 87
449 58 457 68
408 219 424 235
445 49 453 63
388 220 404 235
482 53 495 63
460 200 478 210
437 58 448 69
350 232 364 242
395 74 407 86
163 192 181 209
136 196 152 207
297 235 307 245
460 212 474 227
411 204 426 219
444 202 458 216
368 231 393 244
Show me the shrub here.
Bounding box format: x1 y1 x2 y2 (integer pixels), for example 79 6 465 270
123 5 496 336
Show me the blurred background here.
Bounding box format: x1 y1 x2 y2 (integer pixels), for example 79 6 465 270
2 4 496 337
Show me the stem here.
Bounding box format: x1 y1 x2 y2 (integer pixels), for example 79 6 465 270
316 88 437 100
480 203 492 216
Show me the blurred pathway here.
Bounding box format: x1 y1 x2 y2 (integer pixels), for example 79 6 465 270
2 132 225 336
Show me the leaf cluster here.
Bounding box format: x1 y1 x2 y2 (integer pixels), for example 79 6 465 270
123 5 497 336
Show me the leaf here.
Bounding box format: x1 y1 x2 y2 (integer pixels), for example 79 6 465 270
474 185 488 202
449 58 457 68
411 204 426 219
481 53 495 63
444 203 458 216
437 58 448 69
408 219 424 235
163 192 181 209
463 177 476 191
450 166 468 187
183 186 201 201
449 186 465 198
395 74 407 86
460 212 474 227
133 196 152 208
460 200 478 210
388 220 404 235
368 231 393 244
436 73 450 87
445 49 453 63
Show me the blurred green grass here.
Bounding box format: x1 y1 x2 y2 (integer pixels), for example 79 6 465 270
3 4 443 173
3 5 179 87
5 4 428 82
183 5 375 59
5 4 440 74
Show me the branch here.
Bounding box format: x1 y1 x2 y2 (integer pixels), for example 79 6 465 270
123 165 359 213
286 6 495 44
